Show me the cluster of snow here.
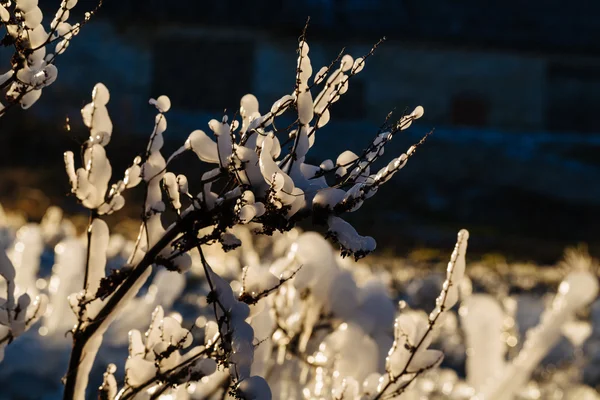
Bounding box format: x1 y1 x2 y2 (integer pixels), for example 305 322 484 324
0 206 47 361
113 305 218 398
65 83 140 214
0 245 47 362
0 0 99 114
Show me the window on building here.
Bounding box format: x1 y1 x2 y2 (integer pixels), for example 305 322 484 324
450 93 489 127
152 37 255 112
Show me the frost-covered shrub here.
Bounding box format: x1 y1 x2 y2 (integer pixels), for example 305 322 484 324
0 0 101 116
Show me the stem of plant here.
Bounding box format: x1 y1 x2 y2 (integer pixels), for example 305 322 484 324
62 206 216 400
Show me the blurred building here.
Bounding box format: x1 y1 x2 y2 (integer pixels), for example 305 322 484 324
39 0 600 134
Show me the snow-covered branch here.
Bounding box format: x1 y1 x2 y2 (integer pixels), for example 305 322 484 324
0 0 102 116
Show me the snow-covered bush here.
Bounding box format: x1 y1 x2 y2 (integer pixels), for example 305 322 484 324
58 33 438 400
0 0 101 116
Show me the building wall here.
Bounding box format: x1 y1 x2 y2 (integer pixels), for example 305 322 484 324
27 22 600 136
